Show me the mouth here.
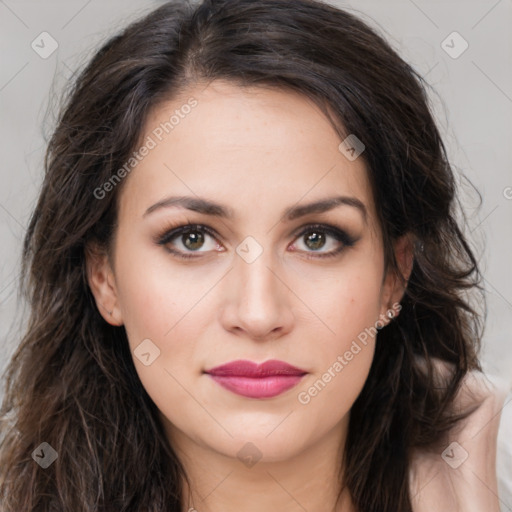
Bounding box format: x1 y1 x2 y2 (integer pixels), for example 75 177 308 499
204 359 307 399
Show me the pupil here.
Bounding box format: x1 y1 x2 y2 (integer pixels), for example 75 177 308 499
305 231 325 250
183 231 204 250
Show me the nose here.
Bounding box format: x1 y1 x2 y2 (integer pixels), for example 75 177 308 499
218 247 295 342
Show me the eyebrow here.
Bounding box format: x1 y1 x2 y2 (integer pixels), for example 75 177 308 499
143 195 367 223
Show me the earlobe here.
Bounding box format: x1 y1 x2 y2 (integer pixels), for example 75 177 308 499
85 244 123 326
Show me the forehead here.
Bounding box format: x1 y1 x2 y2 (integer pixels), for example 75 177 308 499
118 80 378 232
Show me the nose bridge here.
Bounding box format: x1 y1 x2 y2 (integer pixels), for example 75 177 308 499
235 239 282 306
221 235 294 339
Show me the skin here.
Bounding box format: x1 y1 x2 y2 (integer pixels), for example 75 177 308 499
87 80 412 512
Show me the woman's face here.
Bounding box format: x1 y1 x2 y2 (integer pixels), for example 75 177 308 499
88 80 406 464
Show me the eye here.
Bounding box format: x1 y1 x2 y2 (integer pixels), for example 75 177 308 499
155 222 357 260
290 223 356 259
156 223 222 260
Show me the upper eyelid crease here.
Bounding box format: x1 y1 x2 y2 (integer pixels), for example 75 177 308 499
143 195 367 224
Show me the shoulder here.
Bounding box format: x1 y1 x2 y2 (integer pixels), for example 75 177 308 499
409 358 509 512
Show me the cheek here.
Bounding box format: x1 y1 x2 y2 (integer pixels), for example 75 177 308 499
292 253 383 414
114 244 211 347
292 249 384 342
115 261 207 420
113 247 215 407
296 341 375 429
294 282 379 422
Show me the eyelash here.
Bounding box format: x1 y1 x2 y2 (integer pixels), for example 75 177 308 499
154 222 357 260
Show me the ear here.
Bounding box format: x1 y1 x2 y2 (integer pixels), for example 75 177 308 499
379 233 414 323
85 243 123 326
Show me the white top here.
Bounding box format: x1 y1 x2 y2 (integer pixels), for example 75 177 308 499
409 365 510 512
497 388 512 511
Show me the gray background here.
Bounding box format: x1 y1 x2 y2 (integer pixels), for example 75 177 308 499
1 0 511 508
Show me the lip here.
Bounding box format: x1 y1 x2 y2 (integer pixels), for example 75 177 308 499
205 359 307 399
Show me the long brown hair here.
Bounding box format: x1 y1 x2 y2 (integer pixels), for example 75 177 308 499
0 0 483 510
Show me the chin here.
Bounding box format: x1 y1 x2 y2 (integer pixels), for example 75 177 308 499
202 421 314 463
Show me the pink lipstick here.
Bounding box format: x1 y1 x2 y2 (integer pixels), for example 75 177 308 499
205 359 307 399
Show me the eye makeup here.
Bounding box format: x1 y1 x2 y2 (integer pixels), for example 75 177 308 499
153 220 359 261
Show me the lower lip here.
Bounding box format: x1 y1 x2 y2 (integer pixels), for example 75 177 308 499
208 374 305 398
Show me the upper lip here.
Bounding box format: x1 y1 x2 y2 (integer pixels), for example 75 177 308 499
205 359 307 377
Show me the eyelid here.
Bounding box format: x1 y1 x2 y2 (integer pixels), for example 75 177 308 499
154 222 219 245
155 221 357 259
289 223 357 257
292 223 352 242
